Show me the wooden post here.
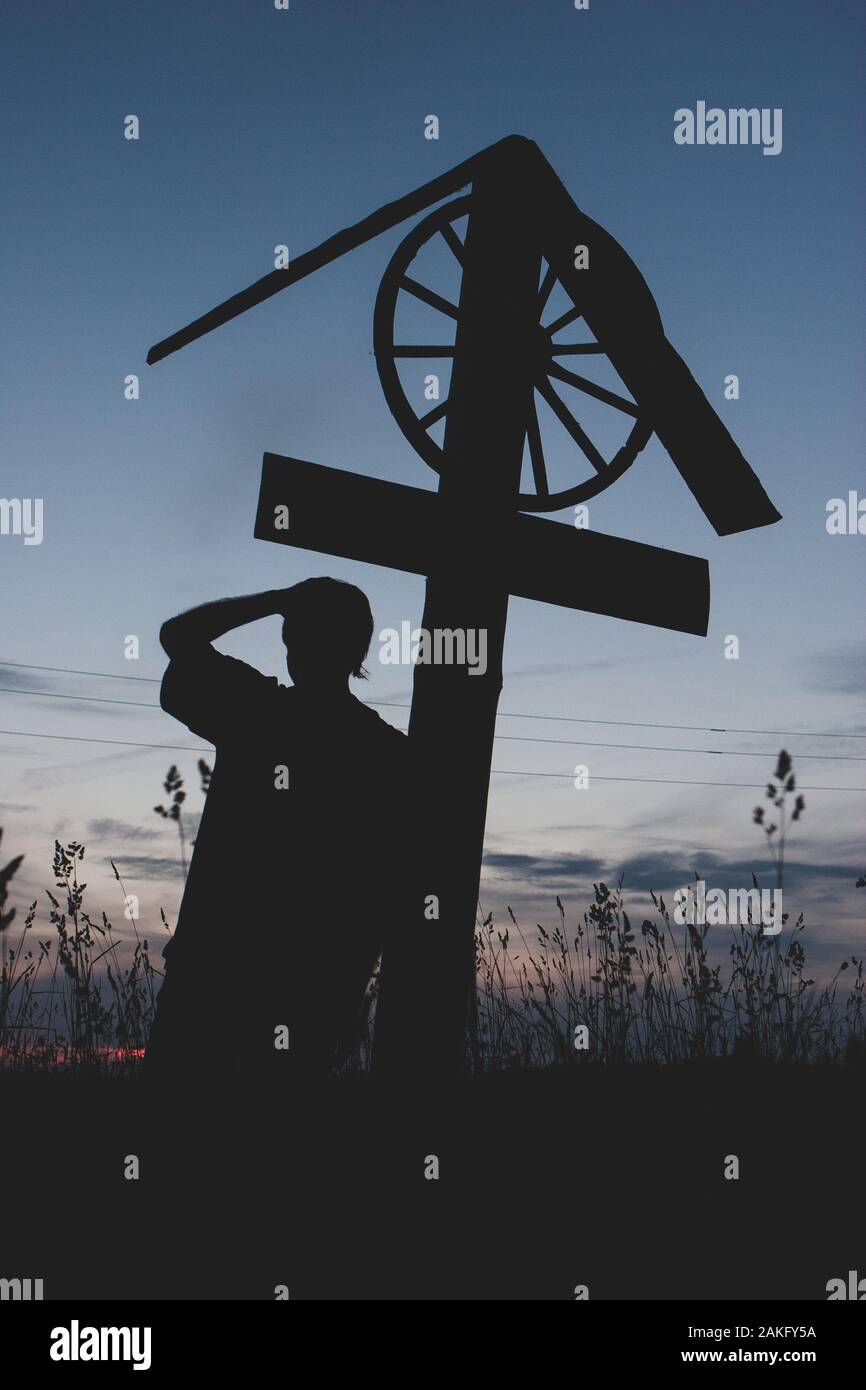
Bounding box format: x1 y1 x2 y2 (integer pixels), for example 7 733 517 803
374 144 541 1078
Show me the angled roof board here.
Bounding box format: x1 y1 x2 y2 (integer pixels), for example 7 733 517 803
145 136 517 367
522 144 781 537
147 135 781 538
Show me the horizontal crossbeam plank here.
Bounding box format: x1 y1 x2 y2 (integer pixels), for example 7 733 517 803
255 453 710 636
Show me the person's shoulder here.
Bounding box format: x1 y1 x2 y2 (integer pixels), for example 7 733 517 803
169 650 280 686
224 656 285 701
356 701 407 745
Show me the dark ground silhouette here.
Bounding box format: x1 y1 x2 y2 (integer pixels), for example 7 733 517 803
3 1059 863 1300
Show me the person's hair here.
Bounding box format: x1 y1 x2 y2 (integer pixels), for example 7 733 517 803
280 577 374 681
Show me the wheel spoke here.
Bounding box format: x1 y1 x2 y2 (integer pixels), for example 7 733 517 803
536 377 607 474
547 361 640 418
401 276 460 319
545 305 582 336
550 342 604 355
526 393 548 496
439 222 465 267
537 263 557 316
392 345 455 357
419 397 449 429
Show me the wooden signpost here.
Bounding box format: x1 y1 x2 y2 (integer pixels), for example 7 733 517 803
148 135 780 1078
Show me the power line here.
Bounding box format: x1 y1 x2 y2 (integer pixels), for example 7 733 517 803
0 726 863 792
1 659 863 742
372 702 866 742
489 771 866 791
493 734 865 763
0 660 161 685
3 686 864 763
0 728 212 754
0 686 158 710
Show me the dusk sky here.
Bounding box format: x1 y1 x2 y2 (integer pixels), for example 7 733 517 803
2 0 864 978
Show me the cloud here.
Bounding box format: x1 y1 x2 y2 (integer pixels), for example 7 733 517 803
482 845 865 897
87 818 161 844
26 699 155 721
508 662 578 680
0 664 165 723
0 666 60 692
24 745 203 793
617 851 865 896
806 643 866 698
484 850 605 882
508 647 691 683
107 854 186 881
373 647 693 703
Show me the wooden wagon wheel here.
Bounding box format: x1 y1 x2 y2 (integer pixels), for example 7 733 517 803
374 195 653 513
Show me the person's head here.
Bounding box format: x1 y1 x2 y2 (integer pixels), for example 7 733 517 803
281 577 374 691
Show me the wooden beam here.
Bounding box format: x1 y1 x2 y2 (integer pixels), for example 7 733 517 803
254 453 711 636
526 144 782 538
146 135 533 365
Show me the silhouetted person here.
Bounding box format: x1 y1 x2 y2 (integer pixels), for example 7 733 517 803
144 578 410 1086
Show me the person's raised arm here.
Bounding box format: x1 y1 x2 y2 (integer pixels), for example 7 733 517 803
159 590 290 659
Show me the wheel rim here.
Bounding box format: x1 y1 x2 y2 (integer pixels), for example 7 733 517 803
374 195 652 513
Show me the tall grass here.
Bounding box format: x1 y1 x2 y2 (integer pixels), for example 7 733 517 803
0 841 160 1072
467 881 864 1070
465 750 864 1070
1 751 863 1073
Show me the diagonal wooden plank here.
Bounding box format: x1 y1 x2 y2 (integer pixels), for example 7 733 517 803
528 141 782 535
146 134 533 364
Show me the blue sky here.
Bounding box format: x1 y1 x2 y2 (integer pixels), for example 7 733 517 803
1 0 864 977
